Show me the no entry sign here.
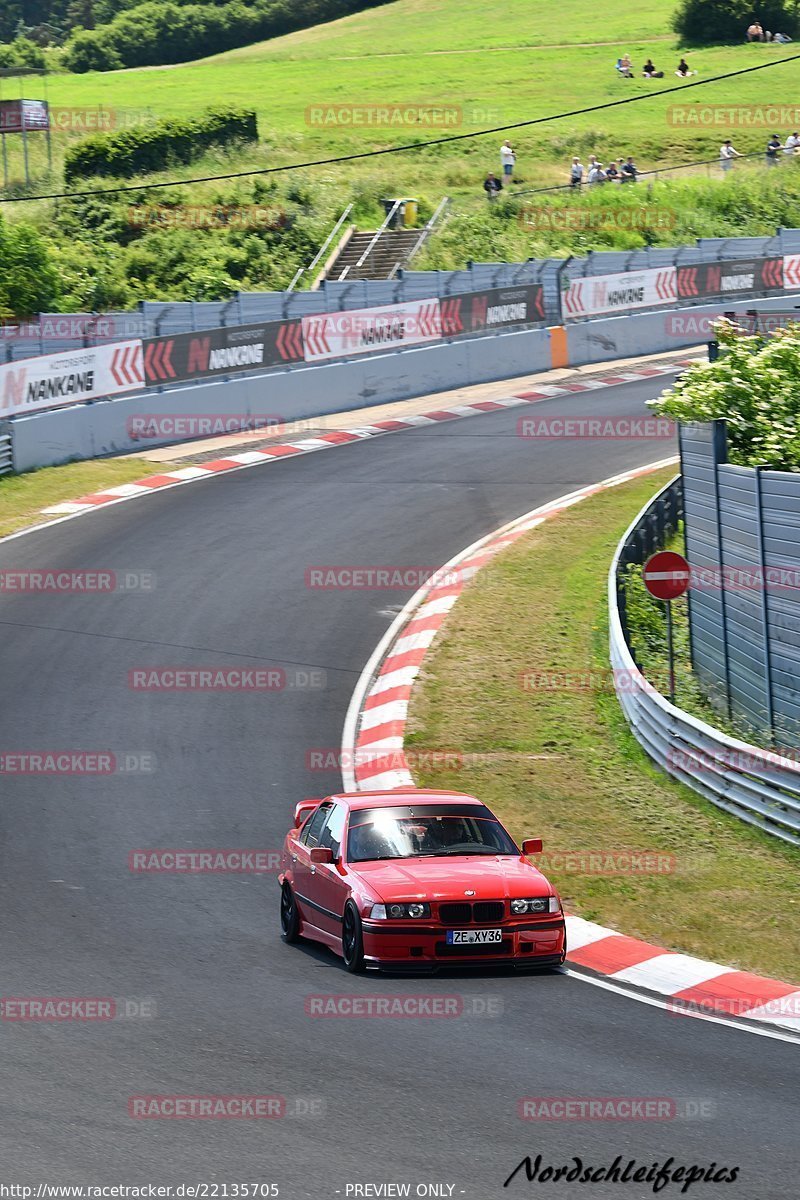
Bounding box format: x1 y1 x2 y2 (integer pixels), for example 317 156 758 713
643 551 691 601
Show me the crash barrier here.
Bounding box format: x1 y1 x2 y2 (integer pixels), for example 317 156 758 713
680 421 800 753
610 477 800 847
8 292 800 473
2 227 800 367
0 424 12 477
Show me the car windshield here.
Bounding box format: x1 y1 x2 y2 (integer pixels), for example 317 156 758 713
347 806 518 862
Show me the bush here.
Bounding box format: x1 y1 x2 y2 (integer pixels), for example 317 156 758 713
63 107 257 182
63 0 392 72
0 216 61 318
648 321 800 469
0 37 48 69
672 0 798 46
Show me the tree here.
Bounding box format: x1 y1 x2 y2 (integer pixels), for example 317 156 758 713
672 0 799 44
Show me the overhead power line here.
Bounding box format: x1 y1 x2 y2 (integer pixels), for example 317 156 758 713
0 53 798 205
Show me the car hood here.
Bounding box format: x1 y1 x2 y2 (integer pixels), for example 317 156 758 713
351 855 551 901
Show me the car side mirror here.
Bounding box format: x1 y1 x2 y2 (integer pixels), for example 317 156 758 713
522 838 543 856
293 799 319 829
310 847 334 865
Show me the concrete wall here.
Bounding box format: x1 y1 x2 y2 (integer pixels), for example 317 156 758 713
11 328 553 473
10 295 800 473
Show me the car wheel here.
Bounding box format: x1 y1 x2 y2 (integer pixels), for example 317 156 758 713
341 901 365 973
280 883 300 943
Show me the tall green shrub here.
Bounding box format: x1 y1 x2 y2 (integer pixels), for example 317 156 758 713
64 107 257 182
672 0 798 45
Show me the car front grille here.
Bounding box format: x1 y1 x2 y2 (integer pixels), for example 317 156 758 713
437 901 505 925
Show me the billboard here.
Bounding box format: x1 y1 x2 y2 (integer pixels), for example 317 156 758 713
0 342 143 420
0 100 50 133
563 268 677 318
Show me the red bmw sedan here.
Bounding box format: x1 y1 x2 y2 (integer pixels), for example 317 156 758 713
278 788 566 972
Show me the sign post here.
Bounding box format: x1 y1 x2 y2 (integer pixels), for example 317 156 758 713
642 550 691 703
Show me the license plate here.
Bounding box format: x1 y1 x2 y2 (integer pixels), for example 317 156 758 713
446 928 502 945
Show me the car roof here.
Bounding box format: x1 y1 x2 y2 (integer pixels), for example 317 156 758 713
324 789 484 812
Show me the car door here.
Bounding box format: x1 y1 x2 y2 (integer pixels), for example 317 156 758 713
312 802 350 942
292 801 332 931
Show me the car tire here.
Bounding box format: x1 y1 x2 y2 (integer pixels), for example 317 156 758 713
341 901 365 973
280 883 301 944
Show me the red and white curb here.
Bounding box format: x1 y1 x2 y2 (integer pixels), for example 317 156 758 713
341 463 800 1036
37 360 697 520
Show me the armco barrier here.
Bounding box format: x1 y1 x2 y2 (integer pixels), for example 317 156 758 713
609 481 800 846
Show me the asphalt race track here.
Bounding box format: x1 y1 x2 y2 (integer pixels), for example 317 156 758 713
1 374 797 1198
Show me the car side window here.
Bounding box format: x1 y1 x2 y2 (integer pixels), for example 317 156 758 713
318 803 346 858
301 804 331 848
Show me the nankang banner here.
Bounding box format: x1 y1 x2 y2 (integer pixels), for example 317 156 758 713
563 268 677 318
0 341 144 419
142 319 304 385
302 299 443 363
676 258 784 301
440 285 545 335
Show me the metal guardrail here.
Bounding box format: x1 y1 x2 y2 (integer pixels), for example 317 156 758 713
0 424 13 476
609 478 800 846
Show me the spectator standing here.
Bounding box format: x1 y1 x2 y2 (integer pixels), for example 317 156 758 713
500 140 516 184
588 161 607 185
766 133 782 165
569 156 584 187
606 161 620 181
621 156 639 182
484 172 503 202
720 140 741 172
784 131 800 155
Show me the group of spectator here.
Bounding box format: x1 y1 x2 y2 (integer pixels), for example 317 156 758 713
569 154 639 187
746 20 792 42
615 54 696 78
720 131 800 170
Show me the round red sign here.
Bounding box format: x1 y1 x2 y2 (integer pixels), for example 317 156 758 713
642 551 691 601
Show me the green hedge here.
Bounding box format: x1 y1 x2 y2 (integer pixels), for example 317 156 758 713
63 0 392 72
64 107 257 183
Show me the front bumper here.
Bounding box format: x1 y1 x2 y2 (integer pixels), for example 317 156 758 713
361 917 566 970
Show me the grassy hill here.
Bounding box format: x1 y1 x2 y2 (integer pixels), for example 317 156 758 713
1 0 799 308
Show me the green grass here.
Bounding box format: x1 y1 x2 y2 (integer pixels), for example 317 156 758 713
0 458 179 538
406 467 800 984
5 0 797 197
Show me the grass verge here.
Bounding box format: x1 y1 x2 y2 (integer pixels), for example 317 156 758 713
406 466 800 983
0 458 180 539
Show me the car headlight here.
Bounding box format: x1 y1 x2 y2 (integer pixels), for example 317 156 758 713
510 896 561 915
369 902 431 919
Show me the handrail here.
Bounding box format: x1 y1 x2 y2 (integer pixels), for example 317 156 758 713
389 196 450 280
339 199 403 281
288 204 354 292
